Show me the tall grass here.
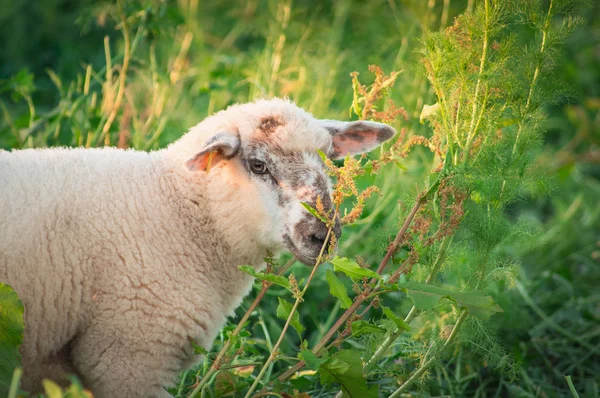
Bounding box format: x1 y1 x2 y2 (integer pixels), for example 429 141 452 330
0 0 598 397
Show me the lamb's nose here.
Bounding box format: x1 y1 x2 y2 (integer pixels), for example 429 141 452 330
309 232 327 247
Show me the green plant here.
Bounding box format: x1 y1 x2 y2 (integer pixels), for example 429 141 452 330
1 0 596 397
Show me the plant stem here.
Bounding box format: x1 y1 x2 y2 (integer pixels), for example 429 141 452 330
462 0 490 163
187 257 296 397
511 0 553 158
7 368 21 398
388 309 469 398
564 375 581 398
244 215 336 398
365 236 452 368
272 176 444 386
99 0 131 146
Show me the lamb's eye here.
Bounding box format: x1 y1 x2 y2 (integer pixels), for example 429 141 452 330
249 159 268 175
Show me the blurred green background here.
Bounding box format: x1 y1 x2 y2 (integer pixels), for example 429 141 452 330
0 0 598 397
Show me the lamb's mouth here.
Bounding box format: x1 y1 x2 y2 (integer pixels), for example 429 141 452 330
283 235 319 266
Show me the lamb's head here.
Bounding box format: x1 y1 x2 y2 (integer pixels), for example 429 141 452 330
177 99 396 265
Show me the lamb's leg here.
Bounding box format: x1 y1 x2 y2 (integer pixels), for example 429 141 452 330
71 316 192 398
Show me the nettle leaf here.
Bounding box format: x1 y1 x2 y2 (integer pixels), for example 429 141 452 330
325 269 352 309
298 349 327 371
238 265 290 291
0 284 24 397
300 202 328 224
276 298 305 336
351 320 386 337
381 306 410 331
398 282 503 320
319 350 378 398
330 257 381 281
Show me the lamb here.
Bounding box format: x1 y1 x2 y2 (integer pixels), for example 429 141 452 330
0 98 395 397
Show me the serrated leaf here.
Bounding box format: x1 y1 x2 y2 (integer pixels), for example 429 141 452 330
239 265 290 290
330 257 381 281
325 269 352 309
300 202 328 224
276 298 305 336
0 284 24 397
299 349 326 371
350 320 385 337
381 306 410 331
398 282 503 320
319 350 378 398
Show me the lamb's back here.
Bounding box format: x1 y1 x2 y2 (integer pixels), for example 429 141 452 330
0 147 160 356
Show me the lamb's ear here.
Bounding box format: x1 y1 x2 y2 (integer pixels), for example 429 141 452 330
185 132 241 172
319 120 396 160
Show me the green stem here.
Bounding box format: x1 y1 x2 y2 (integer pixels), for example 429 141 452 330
7 368 21 398
564 375 581 398
365 236 452 368
388 309 469 398
462 0 490 163
244 213 336 398
511 0 552 158
187 258 295 397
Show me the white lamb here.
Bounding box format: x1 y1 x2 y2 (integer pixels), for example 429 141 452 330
0 98 395 397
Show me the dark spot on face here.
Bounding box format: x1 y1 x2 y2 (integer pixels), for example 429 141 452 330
259 116 283 134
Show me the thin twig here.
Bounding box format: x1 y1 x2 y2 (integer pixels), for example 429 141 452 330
365 235 452 368
272 176 444 385
187 257 296 397
244 212 337 398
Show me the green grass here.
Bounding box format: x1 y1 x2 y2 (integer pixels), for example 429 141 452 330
0 0 598 397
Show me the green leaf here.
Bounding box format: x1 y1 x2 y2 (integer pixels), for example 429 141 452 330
316 149 328 162
319 350 378 398
397 282 503 320
325 270 352 309
300 202 328 224
0 284 24 397
330 257 381 281
350 320 385 337
298 349 326 371
381 306 410 331
363 160 373 175
189 340 208 355
43 379 64 398
276 298 305 336
238 265 290 290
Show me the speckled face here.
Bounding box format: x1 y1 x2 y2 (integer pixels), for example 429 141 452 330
242 136 341 265
182 100 396 265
